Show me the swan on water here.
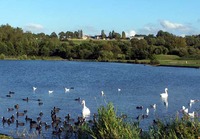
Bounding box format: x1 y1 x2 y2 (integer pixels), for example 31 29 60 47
181 106 188 113
118 88 121 92
65 88 70 93
151 104 156 110
188 111 195 118
101 91 104 96
33 87 37 91
146 108 149 115
81 100 90 118
160 88 168 98
48 90 53 94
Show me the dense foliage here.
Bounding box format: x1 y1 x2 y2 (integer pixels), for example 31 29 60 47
1 24 200 60
77 103 200 139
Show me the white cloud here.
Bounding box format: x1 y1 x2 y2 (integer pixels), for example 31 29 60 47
160 20 185 30
126 30 136 37
159 20 199 35
139 23 160 35
24 23 44 33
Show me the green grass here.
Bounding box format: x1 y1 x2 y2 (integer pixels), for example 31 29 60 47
78 103 200 139
155 54 180 60
62 39 129 45
0 134 13 139
2 56 64 61
154 55 200 67
83 103 141 139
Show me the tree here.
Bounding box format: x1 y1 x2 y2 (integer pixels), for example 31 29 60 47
108 32 112 39
101 30 106 39
50 32 58 39
78 30 83 39
58 31 66 41
122 31 126 39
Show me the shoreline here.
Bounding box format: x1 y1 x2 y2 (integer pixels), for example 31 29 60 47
1 57 200 69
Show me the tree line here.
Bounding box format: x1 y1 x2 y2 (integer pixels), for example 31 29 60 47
0 24 200 60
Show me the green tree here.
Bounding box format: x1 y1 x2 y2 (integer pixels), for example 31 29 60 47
122 31 126 39
101 30 106 39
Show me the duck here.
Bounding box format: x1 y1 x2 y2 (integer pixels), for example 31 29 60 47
6 94 12 97
81 100 90 118
16 112 25 117
45 122 51 130
22 97 29 102
160 88 168 98
14 104 19 110
9 91 15 94
74 97 81 102
7 108 14 112
136 106 143 109
16 120 25 127
151 104 156 110
25 115 32 122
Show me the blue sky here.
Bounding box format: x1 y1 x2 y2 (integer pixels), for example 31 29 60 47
0 0 200 36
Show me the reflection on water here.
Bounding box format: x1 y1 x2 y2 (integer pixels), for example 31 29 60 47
161 97 168 108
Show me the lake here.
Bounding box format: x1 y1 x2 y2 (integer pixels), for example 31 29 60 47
0 60 200 138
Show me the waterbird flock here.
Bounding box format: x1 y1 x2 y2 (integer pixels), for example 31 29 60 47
135 87 199 122
1 86 199 138
1 86 97 138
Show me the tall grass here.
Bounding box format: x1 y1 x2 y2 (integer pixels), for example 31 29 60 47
83 103 141 139
78 103 200 139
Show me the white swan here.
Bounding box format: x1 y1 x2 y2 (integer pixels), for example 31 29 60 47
188 111 195 118
181 106 188 113
118 88 121 92
160 88 168 98
33 87 37 92
101 91 104 96
65 88 70 93
81 100 90 118
151 104 156 110
48 90 53 94
146 108 149 115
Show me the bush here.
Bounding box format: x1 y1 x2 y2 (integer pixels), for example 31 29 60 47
149 55 160 65
148 115 200 139
85 103 141 139
0 53 5 60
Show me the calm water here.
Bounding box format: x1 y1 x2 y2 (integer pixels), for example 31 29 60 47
0 60 200 138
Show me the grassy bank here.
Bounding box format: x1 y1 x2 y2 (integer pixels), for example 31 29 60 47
1 54 200 68
154 55 200 68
